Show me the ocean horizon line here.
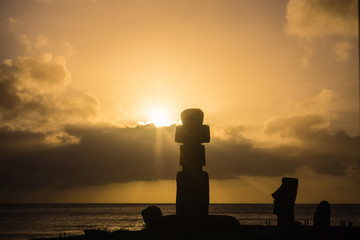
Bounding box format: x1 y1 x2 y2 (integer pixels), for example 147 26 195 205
1 202 359 205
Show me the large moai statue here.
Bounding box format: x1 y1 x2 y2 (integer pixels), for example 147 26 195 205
175 109 210 219
272 177 298 226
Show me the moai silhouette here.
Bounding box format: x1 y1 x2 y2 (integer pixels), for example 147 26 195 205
272 177 298 226
175 109 210 219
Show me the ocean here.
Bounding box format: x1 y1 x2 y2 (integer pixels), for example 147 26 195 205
0 204 359 240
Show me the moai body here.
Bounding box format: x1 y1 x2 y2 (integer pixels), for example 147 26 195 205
272 177 298 226
175 109 210 219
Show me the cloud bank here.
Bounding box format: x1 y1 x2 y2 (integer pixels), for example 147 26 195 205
0 118 358 193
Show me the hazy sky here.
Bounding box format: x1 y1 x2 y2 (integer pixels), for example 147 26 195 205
0 0 359 203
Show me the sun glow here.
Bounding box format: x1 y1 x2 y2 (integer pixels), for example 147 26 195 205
147 107 175 127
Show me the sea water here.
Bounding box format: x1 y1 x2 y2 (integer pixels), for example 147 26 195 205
0 204 359 240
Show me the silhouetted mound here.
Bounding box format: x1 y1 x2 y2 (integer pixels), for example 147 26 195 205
140 206 240 232
32 225 360 240
314 200 331 231
141 214 240 232
141 206 162 230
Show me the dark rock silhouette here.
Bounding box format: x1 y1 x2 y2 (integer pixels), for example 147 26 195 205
141 206 163 230
175 109 210 218
313 200 331 230
272 177 298 226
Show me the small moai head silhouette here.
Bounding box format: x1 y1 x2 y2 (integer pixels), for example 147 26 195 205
175 108 210 144
181 109 204 128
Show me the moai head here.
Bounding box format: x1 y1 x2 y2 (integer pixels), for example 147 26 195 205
175 109 210 144
181 108 204 128
272 177 298 203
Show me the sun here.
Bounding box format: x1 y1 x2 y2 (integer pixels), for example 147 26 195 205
147 107 174 127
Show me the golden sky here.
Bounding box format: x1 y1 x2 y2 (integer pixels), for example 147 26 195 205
0 0 359 203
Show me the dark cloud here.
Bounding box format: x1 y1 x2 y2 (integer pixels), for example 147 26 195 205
0 120 358 198
264 114 359 156
0 124 178 191
0 126 46 152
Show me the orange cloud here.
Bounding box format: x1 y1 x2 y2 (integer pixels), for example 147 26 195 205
285 0 358 64
0 53 101 132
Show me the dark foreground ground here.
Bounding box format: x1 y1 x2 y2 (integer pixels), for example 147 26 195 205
32 226 360 240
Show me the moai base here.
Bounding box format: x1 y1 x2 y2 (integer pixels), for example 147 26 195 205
175 109 210 219
272 177 298 226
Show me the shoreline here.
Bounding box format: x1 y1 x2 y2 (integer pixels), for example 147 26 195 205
32 225 360 240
